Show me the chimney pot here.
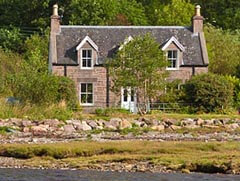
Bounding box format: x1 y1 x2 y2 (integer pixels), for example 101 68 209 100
53 4 58 16
195 5 201 16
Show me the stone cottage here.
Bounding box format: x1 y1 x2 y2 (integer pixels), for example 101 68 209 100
49 4 209 112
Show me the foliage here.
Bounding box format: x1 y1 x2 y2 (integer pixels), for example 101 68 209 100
225 76 240 108
0 27 23 52
183 73 234 113
107 33 168 107
191 0 240 30
95 108 130 117
0 99 73 120
143 0 194 26
68 0 147 25
158 80 184 103
204 25 240 76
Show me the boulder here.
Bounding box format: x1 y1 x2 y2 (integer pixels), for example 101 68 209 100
63 125 76 134
185 125 200 129
133 120 146 127
225 123 239 130
31 125 49 136
109 118 122 128
151 125 165 131
22 120 34 127
204 119 214 125
88 120 98 129
170 125 182 130
181 118 194 126
81 121 92 131
43 119 60 127
74 121 92 131
9 118 22 127
195 118 204 126
140 117 159 126
163 119 178 126
119 119 132 130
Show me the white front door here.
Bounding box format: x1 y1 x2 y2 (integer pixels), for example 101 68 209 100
121 87 136 113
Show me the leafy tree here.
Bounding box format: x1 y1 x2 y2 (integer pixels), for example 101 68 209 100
191 0 240 30
107 34 168 111
144 0 194 26
0 27 23 52
225 76 240 108
183 73 234 113
204 25 240 76
68 0 147 25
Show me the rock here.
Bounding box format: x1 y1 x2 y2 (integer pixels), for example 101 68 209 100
119 119 132 130
151 125 165 131
182 169 190 174
22 120 34 127
23 127 30 133
109 118 122 128
163 119 178 126
185 125 200 129
195 118 204 126
140 117 159 126
133 120 146 127
88 120 98 129
96 126 103 130
81 121 92 131
9 118 22 127
63 125 75 134
204 119 214 125
203 125 219 129
74 121 92 131
43 119 60 127
31 125 49 136
225 123 239 130
105 124 117 130
181 118 194 126
170 125 182 130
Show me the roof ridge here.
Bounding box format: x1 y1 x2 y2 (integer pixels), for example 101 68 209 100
60 25 190 29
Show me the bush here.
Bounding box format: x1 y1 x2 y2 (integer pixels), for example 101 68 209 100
225 76 240 108
183 73 234 113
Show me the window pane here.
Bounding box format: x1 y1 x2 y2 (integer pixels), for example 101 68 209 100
87 94 93 103
168 60 172 68
81 84 86 93
82 50 86 58
87 59 92 67
87 50 92 58
173 51 177 58
83 59 87 67
168 51 172 58
81 94 87 103
123 89 128 102
87 84 93 93
131 89 134 102
173 60 176 68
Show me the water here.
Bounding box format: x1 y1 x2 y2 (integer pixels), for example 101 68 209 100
0 169 240 181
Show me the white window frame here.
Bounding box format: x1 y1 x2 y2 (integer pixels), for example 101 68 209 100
80 83 94 106
81 48 93 70
166 50 179 70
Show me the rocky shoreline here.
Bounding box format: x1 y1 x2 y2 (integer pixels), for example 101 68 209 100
1 117 240 143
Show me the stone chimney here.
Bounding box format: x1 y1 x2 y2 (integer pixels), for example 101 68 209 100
192 5 204 34
49 4 60 70
51 4 60 34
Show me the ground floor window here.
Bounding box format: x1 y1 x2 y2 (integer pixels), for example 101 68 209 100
80 83 93 105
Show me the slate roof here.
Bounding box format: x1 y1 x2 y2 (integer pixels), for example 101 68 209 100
56 26 206 66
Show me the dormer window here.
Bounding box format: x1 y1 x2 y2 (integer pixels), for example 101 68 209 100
82 49 93 69
76 36 99 69
167 50 178 69
162 36 185 71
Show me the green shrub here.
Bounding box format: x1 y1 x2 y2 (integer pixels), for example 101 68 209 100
225 76 240 108
183 73 234 113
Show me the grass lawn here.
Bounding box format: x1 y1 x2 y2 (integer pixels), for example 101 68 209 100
0 141 240 174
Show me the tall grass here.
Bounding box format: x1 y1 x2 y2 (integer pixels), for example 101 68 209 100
0 99 74 120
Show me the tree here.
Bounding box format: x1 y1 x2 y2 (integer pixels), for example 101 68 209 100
191 0 240 30
204 25 240 76
107 34 168 112
67 0 147 26
0 27 23 52
144 0 194 26
183 73 234 113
